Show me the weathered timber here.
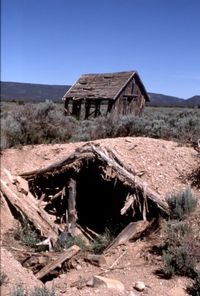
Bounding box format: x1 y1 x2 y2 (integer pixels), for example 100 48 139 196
0 178 58 241
104 220 149 252
20 143 169 216
14 175 30 194
20 151 94 178
120 194 135 215
35 245 80 280
67 178 77 236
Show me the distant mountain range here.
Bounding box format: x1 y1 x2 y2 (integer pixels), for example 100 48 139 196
1 81 200 107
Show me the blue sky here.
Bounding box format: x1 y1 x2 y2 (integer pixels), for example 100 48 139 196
1 0 200 98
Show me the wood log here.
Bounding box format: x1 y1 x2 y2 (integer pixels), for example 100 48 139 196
0 178 58 241
14 175 30 194
19 143 169 216
90 145 169 215
67 178 77 236
35 245 80 280
120 194 135 215
104 220 149 252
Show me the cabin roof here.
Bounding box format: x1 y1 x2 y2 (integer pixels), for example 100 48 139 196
63 71 150 102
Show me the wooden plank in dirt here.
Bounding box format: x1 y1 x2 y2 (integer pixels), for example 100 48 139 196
35 245 80 280
104 220 149 252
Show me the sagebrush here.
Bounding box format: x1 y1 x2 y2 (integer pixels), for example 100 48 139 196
1 102 200 149
166 187 197 220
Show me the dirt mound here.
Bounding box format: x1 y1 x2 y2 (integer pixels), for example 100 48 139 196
1 137 198 196
0 137 199 296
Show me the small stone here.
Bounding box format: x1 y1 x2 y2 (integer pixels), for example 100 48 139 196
130 291 138 296
93 275 125 292
75 264 82 270
168 286 186 296
133 281 145 292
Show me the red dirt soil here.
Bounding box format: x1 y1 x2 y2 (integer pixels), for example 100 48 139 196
1 137 199 296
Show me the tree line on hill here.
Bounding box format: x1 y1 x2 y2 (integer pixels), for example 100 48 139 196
0 81 200 107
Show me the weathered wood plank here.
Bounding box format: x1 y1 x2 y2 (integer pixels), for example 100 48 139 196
104 220 149 252
0 178 58 241
35 245 80 280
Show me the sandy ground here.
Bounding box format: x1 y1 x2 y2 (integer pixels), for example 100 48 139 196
1 136 199 296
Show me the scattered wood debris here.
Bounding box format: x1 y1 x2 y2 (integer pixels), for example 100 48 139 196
0 143 170 282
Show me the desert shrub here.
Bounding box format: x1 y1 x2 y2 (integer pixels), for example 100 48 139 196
30 286 56 296
11 285 56 296
114 115 147 137
72 115 116 142
162 220 196 278
1 104 200 148
14 220 39 247
92 228 114 254
191 273 200 296
0 271 8 286
189 167 200 189
187 272 200 296
54 234 89 252
166 187 197 220
11 285 27 296
1 101 79 148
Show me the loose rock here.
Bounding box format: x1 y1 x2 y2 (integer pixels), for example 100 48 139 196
92 275 125 292
133 281 145 292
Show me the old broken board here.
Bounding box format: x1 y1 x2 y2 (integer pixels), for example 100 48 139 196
105 220 149 252
0 178 58 241
20 143 169 217
35 245 80 280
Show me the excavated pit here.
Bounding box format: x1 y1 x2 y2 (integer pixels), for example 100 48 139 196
29 158 160 237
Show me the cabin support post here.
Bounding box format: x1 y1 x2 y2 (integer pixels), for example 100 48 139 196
67 178 77 236
94 100 101 117
106 100 113 115
64 99 69 116
85 100 91 119
72 100 81 119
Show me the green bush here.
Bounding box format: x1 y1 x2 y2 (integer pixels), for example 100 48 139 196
0 101 79 149
166 187 197 220
14 221 39 248
11 285 27 296
30 287 55 296
1 104 200 148
192 273 200 296
54 234 89 252
11 285 56 296
0 271 8 286
91 228 114 254
162 220 196 278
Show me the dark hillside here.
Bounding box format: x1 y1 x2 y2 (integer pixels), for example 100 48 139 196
0 82 70 102
0 81 199 107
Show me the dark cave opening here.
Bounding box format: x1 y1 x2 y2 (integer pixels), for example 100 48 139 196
30 159 160 237
75 163 145 235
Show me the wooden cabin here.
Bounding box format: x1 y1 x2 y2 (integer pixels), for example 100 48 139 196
62 71 150 119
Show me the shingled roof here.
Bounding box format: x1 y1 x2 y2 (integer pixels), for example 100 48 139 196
63 71 149 101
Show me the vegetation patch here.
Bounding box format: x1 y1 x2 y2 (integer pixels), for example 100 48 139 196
160 188 198 279
14 220 40 248
166 187 197 220
0 271 8 286
11 285 56 296
1 102 200 149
